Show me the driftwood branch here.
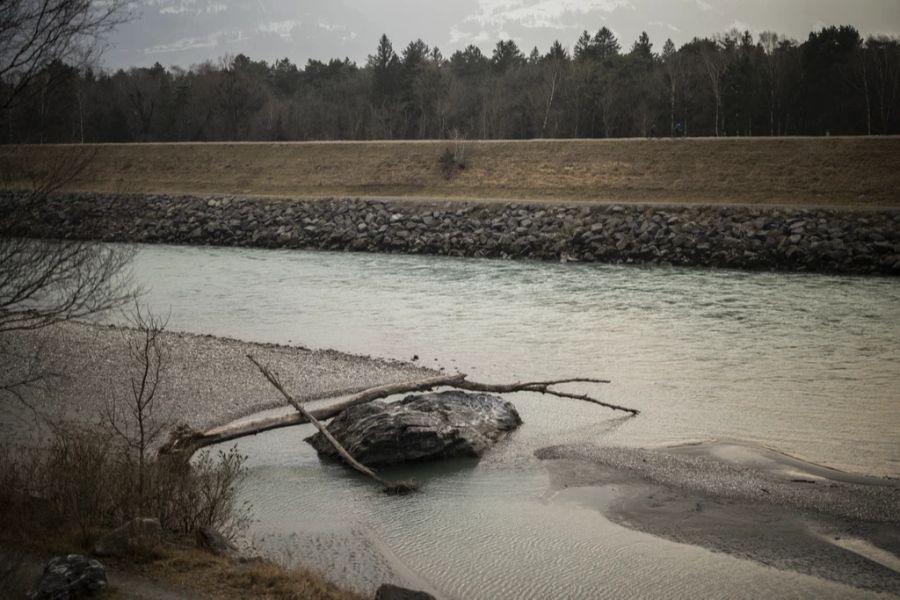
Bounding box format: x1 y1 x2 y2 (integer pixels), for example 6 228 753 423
247 355 417 495
160 370 636 459
451 378 637 415
159 373 465 456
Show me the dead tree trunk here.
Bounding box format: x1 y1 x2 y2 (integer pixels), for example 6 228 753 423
161 370 636 459
453 378 636 414
159 373 465 456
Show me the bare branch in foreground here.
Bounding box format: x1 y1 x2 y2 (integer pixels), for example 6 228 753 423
1 0 131 112
0 236 137 405
247 355 418 495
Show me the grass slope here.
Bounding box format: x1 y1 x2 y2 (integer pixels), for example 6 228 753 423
2 137 899 207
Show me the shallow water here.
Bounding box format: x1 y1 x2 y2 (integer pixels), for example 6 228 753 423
130 245 900 598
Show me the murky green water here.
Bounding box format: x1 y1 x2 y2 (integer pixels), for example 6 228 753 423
132 245 900 599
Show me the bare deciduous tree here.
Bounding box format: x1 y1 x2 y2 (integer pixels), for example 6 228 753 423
662 38 686 136
104 304 169 512
0 0 128 111
0 235 136 405
0 149 136 404
869 36 900 134
0 0 134 406
699 37 728 137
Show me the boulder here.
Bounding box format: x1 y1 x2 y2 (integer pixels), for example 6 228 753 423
30 555 107 600
93 517 162 557
195 526 237 556
374 583 436 600
307 391 522 466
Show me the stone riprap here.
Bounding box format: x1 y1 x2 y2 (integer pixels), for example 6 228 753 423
2 191 898 275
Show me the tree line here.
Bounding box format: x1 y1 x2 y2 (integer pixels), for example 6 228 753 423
3 25 899 143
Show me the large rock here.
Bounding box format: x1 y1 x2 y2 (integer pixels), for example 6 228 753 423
307 391 522 466
375 584 436 600
93 517 162 557
30 555 107 600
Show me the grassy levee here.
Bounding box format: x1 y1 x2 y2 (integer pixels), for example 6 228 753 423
2 137 899 207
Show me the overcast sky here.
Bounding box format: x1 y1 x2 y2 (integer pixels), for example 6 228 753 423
103 0 900 70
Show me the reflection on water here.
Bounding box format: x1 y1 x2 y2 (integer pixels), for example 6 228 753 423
129 245 900 599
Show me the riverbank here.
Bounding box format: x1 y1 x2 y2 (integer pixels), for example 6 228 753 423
2 138 899 207
2 191 898 275
1 321 438 597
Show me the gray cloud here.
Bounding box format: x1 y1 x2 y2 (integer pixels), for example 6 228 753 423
648 20 680 33
102 0 900 69
462 0 631 30
144 31 228 54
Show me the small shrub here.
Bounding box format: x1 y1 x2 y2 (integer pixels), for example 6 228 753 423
0 423 249 551
438 147 459 179
37 424 124 543
149 445 250 539
438 130 469 180
438 146 467 180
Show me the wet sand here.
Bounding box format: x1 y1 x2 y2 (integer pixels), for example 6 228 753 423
537 441 900 594
249 523 439 598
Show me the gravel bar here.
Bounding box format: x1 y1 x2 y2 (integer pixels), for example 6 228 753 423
2 320 437 441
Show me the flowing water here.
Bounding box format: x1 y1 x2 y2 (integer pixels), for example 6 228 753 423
131 245 900 599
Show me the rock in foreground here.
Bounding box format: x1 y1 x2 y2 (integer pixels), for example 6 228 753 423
307 391 523 466
375 583 436 599
93 517 162 557
30 555 107 600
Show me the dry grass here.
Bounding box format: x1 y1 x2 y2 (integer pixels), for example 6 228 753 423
0 473 358 600
120 546 364 600
0 426 335 600
1 540 361 600
1 137 899 208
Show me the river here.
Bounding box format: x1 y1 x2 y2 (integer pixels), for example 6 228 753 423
132 245 900 599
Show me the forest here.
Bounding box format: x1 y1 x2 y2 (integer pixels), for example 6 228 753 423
3 25 899 143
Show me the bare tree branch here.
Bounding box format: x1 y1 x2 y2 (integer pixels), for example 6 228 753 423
0 236 136 334
159 373 466 456
161 372 637 459
0 1 132 407
0 236 137 404
247 355 418 495
103 303 170 512
0 0 130 111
